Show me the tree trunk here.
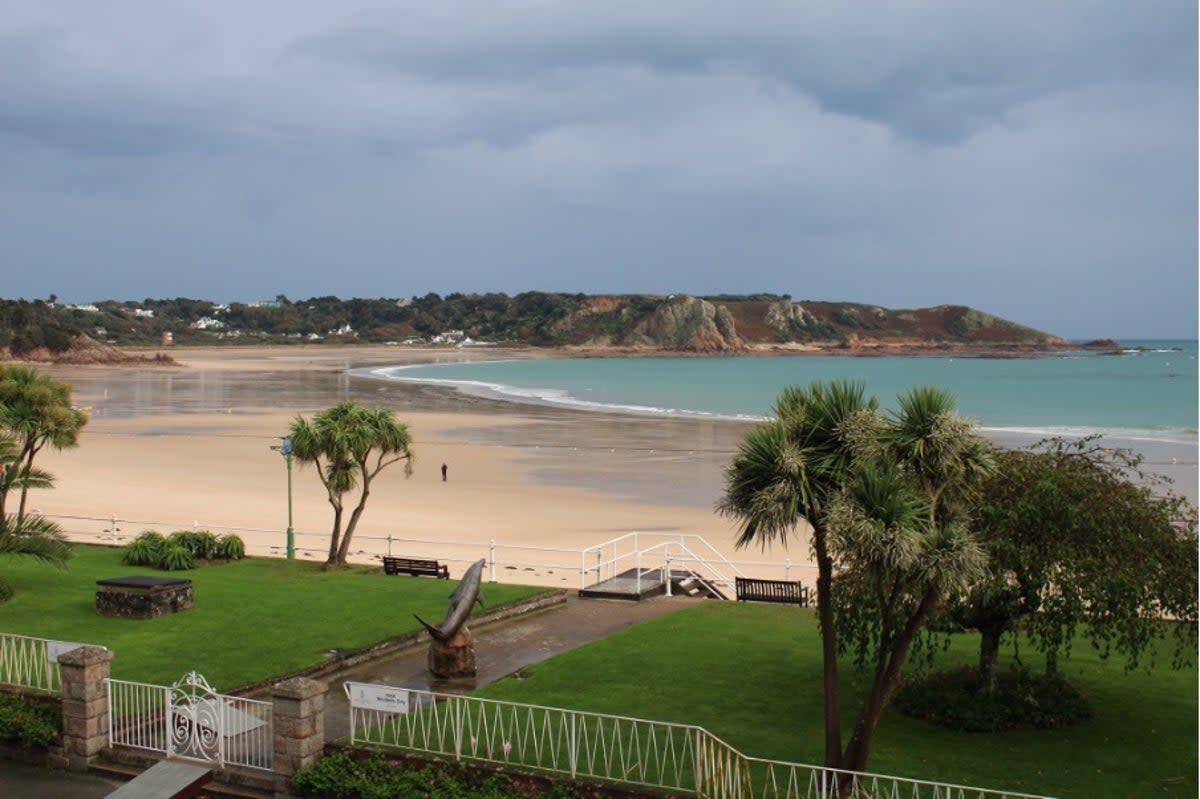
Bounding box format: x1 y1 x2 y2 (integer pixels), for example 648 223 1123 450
839 586 940 776
325 505 344 567
335 484 371 565
16 444 38 523
1044 649 1058 676
811 525 842 768
977 623 1005 697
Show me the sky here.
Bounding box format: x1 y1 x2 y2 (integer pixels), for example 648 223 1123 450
0 2 1195 340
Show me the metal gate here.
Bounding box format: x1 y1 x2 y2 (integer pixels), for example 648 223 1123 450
107 671 273 770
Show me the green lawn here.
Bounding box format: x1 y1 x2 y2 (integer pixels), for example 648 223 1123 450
476 602 1198 799
0 545 546 690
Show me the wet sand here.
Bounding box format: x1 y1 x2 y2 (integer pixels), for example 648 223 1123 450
32 345 1196 590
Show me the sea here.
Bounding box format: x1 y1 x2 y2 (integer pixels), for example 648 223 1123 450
367 341 1198 445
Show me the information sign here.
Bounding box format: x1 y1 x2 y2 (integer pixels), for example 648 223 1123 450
346 682 410 714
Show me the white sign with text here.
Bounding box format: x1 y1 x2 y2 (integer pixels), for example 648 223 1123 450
346 682 411 714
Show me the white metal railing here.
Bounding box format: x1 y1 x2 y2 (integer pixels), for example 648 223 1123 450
43 512 813 587
108 671 272 770
580 531 799 594
0 633 99 694
345 683 1056 799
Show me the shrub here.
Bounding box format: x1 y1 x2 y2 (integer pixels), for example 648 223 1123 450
293 751 591 798
169 530 221 560
0 694 61 749
894 666 1092 732
0 577 13 604
157 544 196 572
218 534 246 560
121 531 167 567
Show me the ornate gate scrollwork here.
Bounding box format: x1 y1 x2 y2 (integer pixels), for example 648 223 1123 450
168 671 223 765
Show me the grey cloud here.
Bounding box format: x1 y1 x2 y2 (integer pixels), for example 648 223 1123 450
0 1 1193 338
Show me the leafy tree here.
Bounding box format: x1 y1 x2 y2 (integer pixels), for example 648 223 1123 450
718 382 992 774
288 402 414 568
957 437 1198 695
0 366 88 521
0 513 72 601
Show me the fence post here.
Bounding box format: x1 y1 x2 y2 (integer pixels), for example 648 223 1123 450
387 534 393 558
272 677 326 797
568 712 578 778
489 539 496 583
111 515 118 545
664 556 672 597
58 646 112 771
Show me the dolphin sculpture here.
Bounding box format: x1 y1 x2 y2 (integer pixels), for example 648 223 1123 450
414 558 486 643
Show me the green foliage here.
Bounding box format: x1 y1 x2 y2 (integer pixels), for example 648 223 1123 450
0 513 72 602
0 693 61 749
960 436 1198 676
122 530 243 569
169 530 221 560
121 531 168 567
293 751 590 799
718 381 993 772
290 402 414 567
218 534 246 560
157 544 196 571
895 667 1092 731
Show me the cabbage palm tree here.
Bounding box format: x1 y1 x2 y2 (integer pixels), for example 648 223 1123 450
0 512 72 601
289 401 414 568
0 366 88 521
717 380 877 767
719 382 991 774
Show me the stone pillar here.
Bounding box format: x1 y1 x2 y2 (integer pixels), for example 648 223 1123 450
58 645 113 771
272 677 326 798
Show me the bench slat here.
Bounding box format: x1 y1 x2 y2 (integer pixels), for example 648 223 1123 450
735 577 808 607
382 556 450 579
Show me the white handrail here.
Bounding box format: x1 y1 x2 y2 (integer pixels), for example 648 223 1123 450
345 682 1057 799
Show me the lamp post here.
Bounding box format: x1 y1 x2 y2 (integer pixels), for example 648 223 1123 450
271 436 295 560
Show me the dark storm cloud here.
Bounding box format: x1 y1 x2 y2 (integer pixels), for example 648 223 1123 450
0 1 1194 337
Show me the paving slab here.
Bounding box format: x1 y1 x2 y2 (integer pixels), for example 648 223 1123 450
323 592 701 740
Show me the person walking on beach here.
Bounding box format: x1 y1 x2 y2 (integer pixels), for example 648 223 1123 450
441 463 448 482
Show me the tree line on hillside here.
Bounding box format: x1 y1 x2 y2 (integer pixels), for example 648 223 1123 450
0 293 811 351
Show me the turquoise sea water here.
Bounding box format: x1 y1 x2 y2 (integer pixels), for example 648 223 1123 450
369 341 1198 444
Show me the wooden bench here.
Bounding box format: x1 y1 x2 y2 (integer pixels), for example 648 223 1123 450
735 577 809 607
382 556 450 579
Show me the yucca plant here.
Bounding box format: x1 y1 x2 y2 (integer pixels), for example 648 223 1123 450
157 544 195 571
169 530 220 560
217 534 245 560
121 531 167 567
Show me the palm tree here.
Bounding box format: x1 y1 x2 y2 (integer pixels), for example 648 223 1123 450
717 380 877 767
0 512 72 601
0 366 88 521
718 382 991 774
289 401 414 568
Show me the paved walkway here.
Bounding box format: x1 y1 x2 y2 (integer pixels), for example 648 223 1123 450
0 760 124 799
323 592 700 740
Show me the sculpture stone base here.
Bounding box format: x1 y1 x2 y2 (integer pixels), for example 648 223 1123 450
427 628 476 678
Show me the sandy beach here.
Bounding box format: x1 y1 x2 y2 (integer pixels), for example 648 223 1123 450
33 346 795 590
29 345 1197 590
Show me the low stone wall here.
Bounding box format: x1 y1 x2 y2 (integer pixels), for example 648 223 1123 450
95 576 194 619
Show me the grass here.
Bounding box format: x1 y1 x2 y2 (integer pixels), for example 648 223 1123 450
0 545 547 690
476 602 1198 799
